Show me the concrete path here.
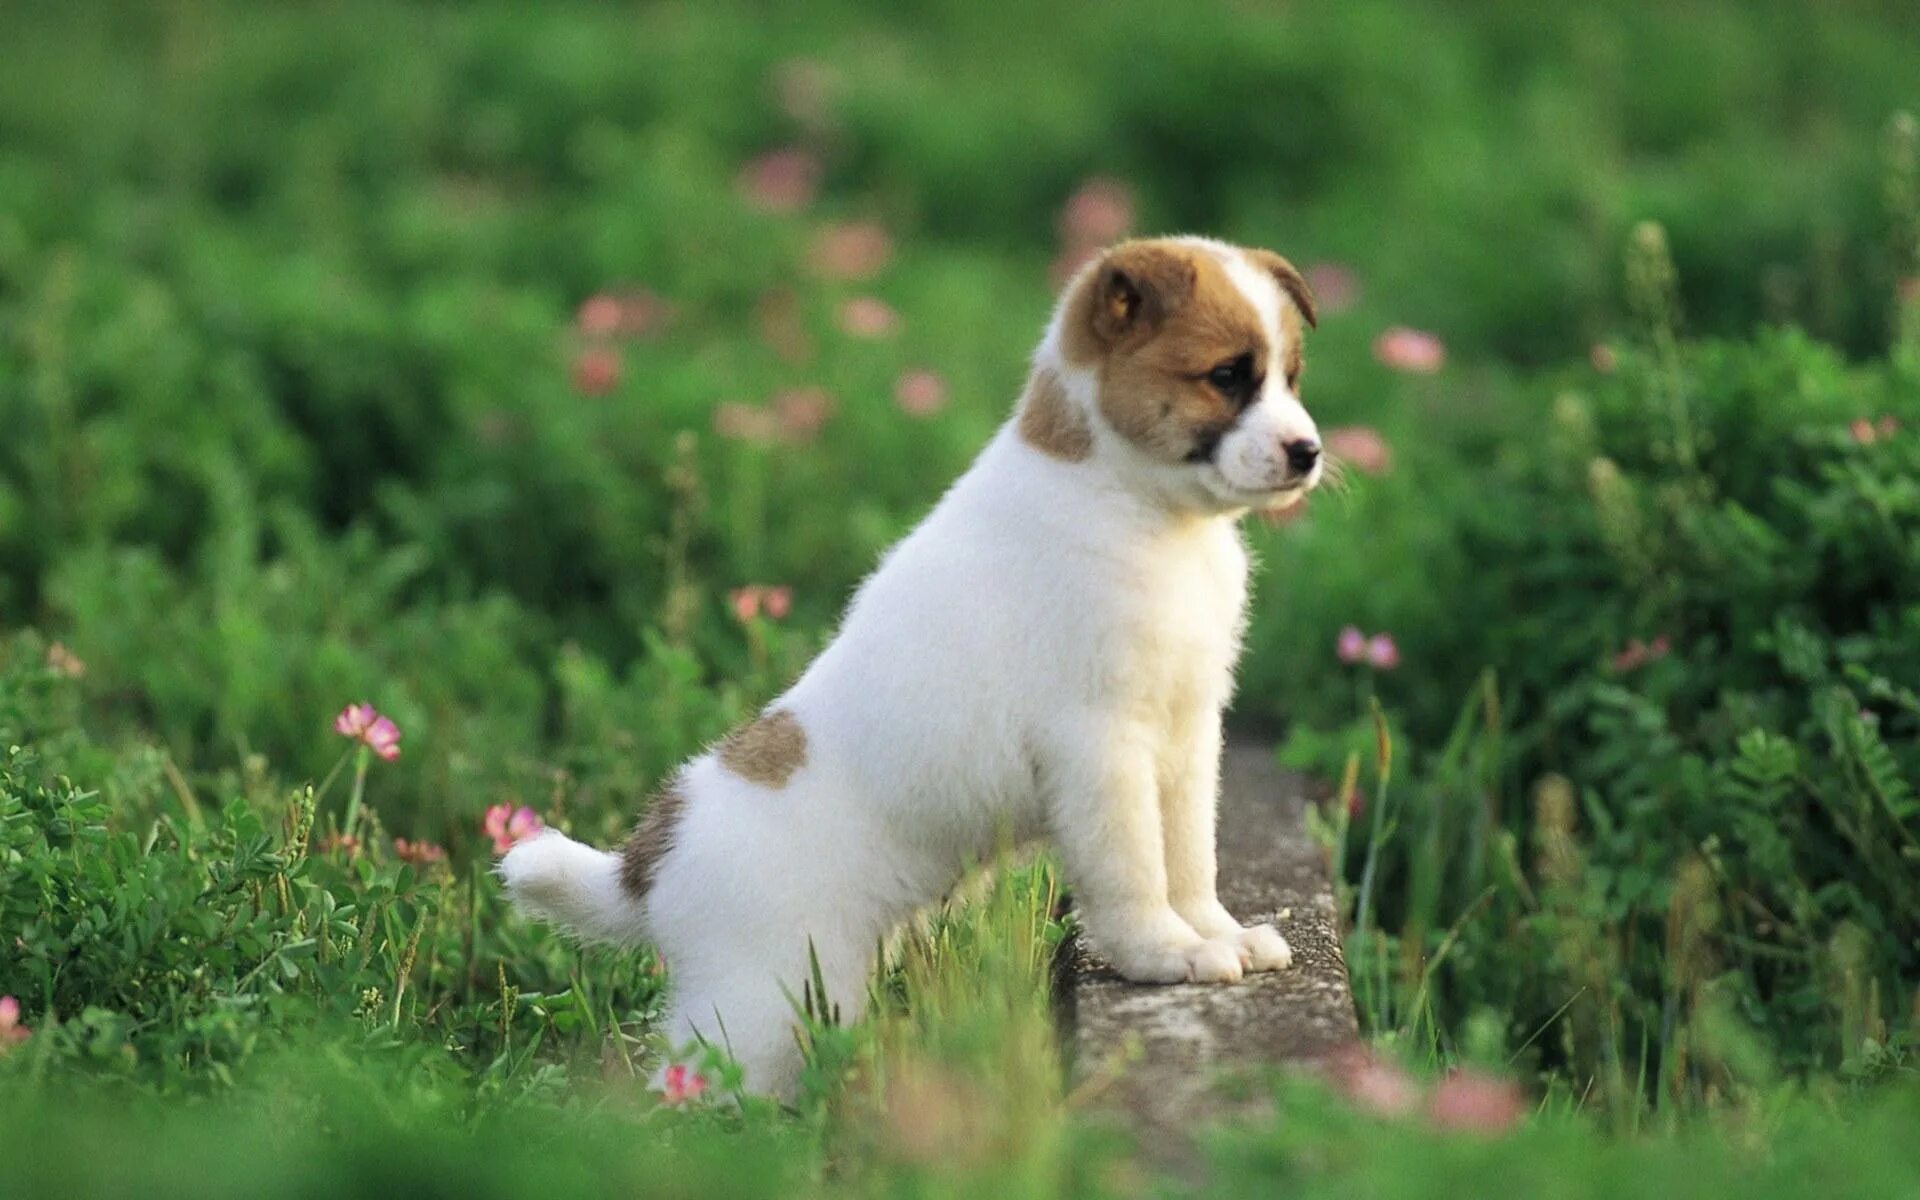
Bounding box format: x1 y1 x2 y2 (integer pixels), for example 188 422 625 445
1063 741 1356 1150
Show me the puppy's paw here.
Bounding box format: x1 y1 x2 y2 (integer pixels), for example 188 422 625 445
1109 937 1244 985
1236 923 1293 972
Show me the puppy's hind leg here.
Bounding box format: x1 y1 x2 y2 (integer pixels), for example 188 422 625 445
656 928 874 1102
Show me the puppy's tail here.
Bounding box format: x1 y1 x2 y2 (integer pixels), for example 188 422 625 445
498 830 647 945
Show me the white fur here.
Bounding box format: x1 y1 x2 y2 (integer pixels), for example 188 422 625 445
503 237 1309 1097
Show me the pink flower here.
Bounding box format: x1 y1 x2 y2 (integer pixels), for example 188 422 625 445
1323 426 1392 476
483 805 544 855
1899 276 1920 305
772 386 835 442
318 832 362 858
893 369 949 418
0 996 31 1050
1303 263 1361 315
729 585 792 623
1366 634 1401 671
1336 626 1369 664
713 401 778 444
837 296 901 339
572 347 621 397
334 704 402 761
576 294 623 337
45 642 86 679
392 838 447 866
1427 1070 1526 1136
808 221 894 281
1325 1044 1419 1118
1057 177 1135 250
1850 418 1878 444
1610 635 1671 673
1373 326 1446 374
577 289 670 339
660 1063 708 1105
1590 343 1618 374
736 147 820 214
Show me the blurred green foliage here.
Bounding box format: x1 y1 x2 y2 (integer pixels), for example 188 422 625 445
2 0 1920 1193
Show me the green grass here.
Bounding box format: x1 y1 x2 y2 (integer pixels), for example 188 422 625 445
3 0 1919 1193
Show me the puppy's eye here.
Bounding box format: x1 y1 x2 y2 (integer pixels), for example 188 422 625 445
1207 354 1254 393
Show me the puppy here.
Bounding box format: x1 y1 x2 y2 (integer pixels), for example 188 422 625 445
503 236 1322 1097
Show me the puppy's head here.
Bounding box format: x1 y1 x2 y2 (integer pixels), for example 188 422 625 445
1032 236 1321 515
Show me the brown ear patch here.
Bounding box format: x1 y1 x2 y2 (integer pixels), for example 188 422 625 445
717 707 808 788
1094 248 1268 462
1017 368 1092 461
1245 249 1318 330
620 775 688 898
1059 241 1201 366
1280 305 1305 386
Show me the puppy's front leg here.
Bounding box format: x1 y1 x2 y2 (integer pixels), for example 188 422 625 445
1160 709 1292 972
1047 721 1244 984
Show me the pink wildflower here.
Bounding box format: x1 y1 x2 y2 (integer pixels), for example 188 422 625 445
837 296 901 339
318 832 362 858
0 996 30 1050
571 347 621 397
45 642 86 679
1057 177 1136 250
1590 343 1618 374
1373 326 1446 374
1323 425 1393 476
1366 634 1401 671
1427 1070 1526 1136
808 221 894 281
729 585 792 623
1303 263 1361 315
660 1063 709 1105
1611 635 1671 673
893 369 949 418
1899 276 1920 305
1850 418 1879 445
736 147 820 214
334 704 401 761
576 294 623 337
392 838 447 866
1336 626 1369 664
772 386 835 442
1325 1044 1420 1118
483 805 544 855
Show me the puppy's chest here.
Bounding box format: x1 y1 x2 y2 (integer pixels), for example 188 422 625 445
1101 533 1248 704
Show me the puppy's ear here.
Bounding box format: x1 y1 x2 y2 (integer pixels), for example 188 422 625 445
1083 242 1198 347
1246 249 1318 329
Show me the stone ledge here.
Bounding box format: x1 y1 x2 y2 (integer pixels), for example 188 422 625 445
1063 742 1355 1149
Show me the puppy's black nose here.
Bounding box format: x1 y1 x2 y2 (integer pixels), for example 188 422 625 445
1283 439 1321 474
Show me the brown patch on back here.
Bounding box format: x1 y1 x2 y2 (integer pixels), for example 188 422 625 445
620 774 687 897
1017 368 1093 461
717 708 808 788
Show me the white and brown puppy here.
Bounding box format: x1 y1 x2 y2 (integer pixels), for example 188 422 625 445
503 235 1323 1097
